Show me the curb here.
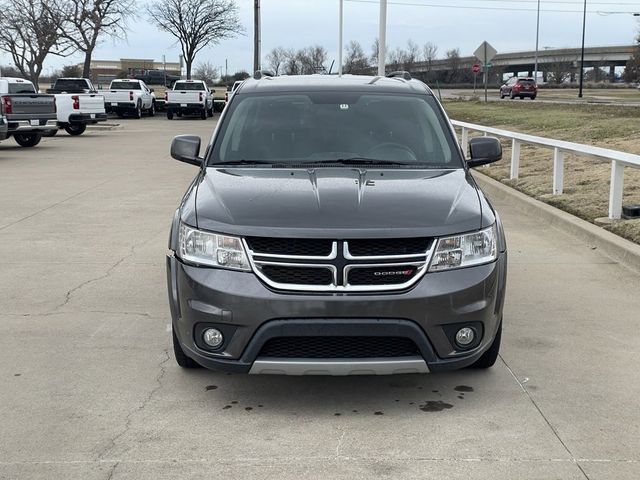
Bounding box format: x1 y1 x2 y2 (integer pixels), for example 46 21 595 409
472 171 640 273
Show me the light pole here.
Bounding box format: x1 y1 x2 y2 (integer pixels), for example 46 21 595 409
254 0 261 73
378 0 387 76
578 0 587 98
534 0 540 82
338 0 343 76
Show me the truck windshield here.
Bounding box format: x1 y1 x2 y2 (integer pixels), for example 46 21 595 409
8 83 36 94
174 82 205 91
210 92 460 168
111 82 141 90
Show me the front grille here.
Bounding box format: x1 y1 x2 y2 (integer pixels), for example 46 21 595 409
246 237 333 257
259 265 333 286
347 265 419 286
258 336 420 358
347 238 431 257
247 237 434 292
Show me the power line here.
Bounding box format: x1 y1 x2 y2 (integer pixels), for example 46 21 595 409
344 0 639 14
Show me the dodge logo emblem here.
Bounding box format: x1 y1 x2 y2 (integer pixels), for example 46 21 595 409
373 269 414 277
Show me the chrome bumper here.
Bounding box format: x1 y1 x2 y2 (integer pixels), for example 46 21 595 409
248 357 430 376
10 120 58 132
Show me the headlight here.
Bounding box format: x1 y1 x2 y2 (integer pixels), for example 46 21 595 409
429 224 497 272
178 223 250 271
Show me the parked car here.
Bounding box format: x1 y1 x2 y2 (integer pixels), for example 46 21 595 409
0 77 57 147
102 79 156 118
166 79 213 120
224 80 244 104
45 78 107 136
166 73 507 375
500 77 537 100
130 69 180 87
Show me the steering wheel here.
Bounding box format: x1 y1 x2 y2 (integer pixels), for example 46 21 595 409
367 142 417 162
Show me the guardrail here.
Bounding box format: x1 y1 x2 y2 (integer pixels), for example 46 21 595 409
451 120 640 219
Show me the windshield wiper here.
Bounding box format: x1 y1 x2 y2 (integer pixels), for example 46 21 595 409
316 157 410 166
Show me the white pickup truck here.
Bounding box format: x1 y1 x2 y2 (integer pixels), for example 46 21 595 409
165 79 213 120
102 79 156 118
45 78 107 136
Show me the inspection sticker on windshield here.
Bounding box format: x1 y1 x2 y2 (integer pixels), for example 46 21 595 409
339 104 349 110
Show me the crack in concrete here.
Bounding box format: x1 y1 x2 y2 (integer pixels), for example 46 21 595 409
54 227 167 312
335 429 346 458
96 349 170 461
105 461 119 480
500 354 591 480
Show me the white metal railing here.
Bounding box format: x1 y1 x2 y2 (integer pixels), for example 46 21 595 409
451 120 640 220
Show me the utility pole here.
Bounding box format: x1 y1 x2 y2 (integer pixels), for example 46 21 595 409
534 0 540 82
338 0 343 76
254 0 261 73
578 0 587 98
378 0 387 76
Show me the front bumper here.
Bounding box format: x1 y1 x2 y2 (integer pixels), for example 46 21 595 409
168 252 507 374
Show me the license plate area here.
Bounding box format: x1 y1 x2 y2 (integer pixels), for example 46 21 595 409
30 119 39 126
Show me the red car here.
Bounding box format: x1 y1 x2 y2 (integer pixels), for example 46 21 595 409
500 77 537 100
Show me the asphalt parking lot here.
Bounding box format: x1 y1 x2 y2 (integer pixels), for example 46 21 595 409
1 116 639 480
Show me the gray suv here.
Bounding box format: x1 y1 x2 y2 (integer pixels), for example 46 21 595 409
167 72 507 375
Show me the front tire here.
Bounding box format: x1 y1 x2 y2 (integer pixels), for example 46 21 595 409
14 133 42 147
468 321 502 369
148 101 156 117
200 109 207 120
167 111 174 120
509 91 515 100
172 328 201 368
64 124 87 136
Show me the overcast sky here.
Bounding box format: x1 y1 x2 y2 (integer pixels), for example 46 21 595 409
2 0 639 75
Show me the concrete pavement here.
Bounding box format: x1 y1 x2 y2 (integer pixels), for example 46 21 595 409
1 117 639 479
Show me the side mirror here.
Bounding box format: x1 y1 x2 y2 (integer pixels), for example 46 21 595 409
149 88 155 93
171 135 203 166
466 137 502 168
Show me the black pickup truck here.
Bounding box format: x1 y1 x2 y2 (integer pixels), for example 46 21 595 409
0 77 57 147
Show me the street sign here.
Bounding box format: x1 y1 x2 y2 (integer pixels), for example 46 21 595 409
472 64 481 74
473 41 497 104
474 41 497 64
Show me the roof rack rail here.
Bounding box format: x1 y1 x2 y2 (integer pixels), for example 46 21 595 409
253 70 274 80
386 71 412 81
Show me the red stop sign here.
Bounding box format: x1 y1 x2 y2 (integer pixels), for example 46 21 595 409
472 64 481 74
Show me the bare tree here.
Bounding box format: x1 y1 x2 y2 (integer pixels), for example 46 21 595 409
147 0 243 79
299 45 328 74
403 39 420 72
546 55 576 84
0 0 70 89
370 38 379 67
61 64 82 77
193 61 218 85
423 42 438 80
60 0 134 78
444 48 461 83
265 46 287 76
283 48 302 75
343 40 369 74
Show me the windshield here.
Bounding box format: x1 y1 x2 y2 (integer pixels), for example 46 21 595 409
9 82 36 94
111 81 140 90
210 92 460 167
174 82 205 91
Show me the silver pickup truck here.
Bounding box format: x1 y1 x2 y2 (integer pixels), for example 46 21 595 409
0 77 57 147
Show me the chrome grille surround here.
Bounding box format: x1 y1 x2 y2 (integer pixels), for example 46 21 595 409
244 238 435 293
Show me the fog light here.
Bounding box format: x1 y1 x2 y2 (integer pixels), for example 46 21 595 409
203 328 224 348
455 327 475 347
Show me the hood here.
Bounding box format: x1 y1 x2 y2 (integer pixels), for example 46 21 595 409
194 167 482 238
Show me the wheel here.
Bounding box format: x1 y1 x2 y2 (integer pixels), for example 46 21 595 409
172 327 201 368
14 133 42 147
207 107 213 117
64 124 86 136
42 129 58 137
519 96 524 100
530 95 537 100
116 111 124 118
200 109 207 120
499 93 505 99
509 91 515 100
134 101 142 119
177 111 182 118
468 321 502 369
148 102 156 117
167 111 174 120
